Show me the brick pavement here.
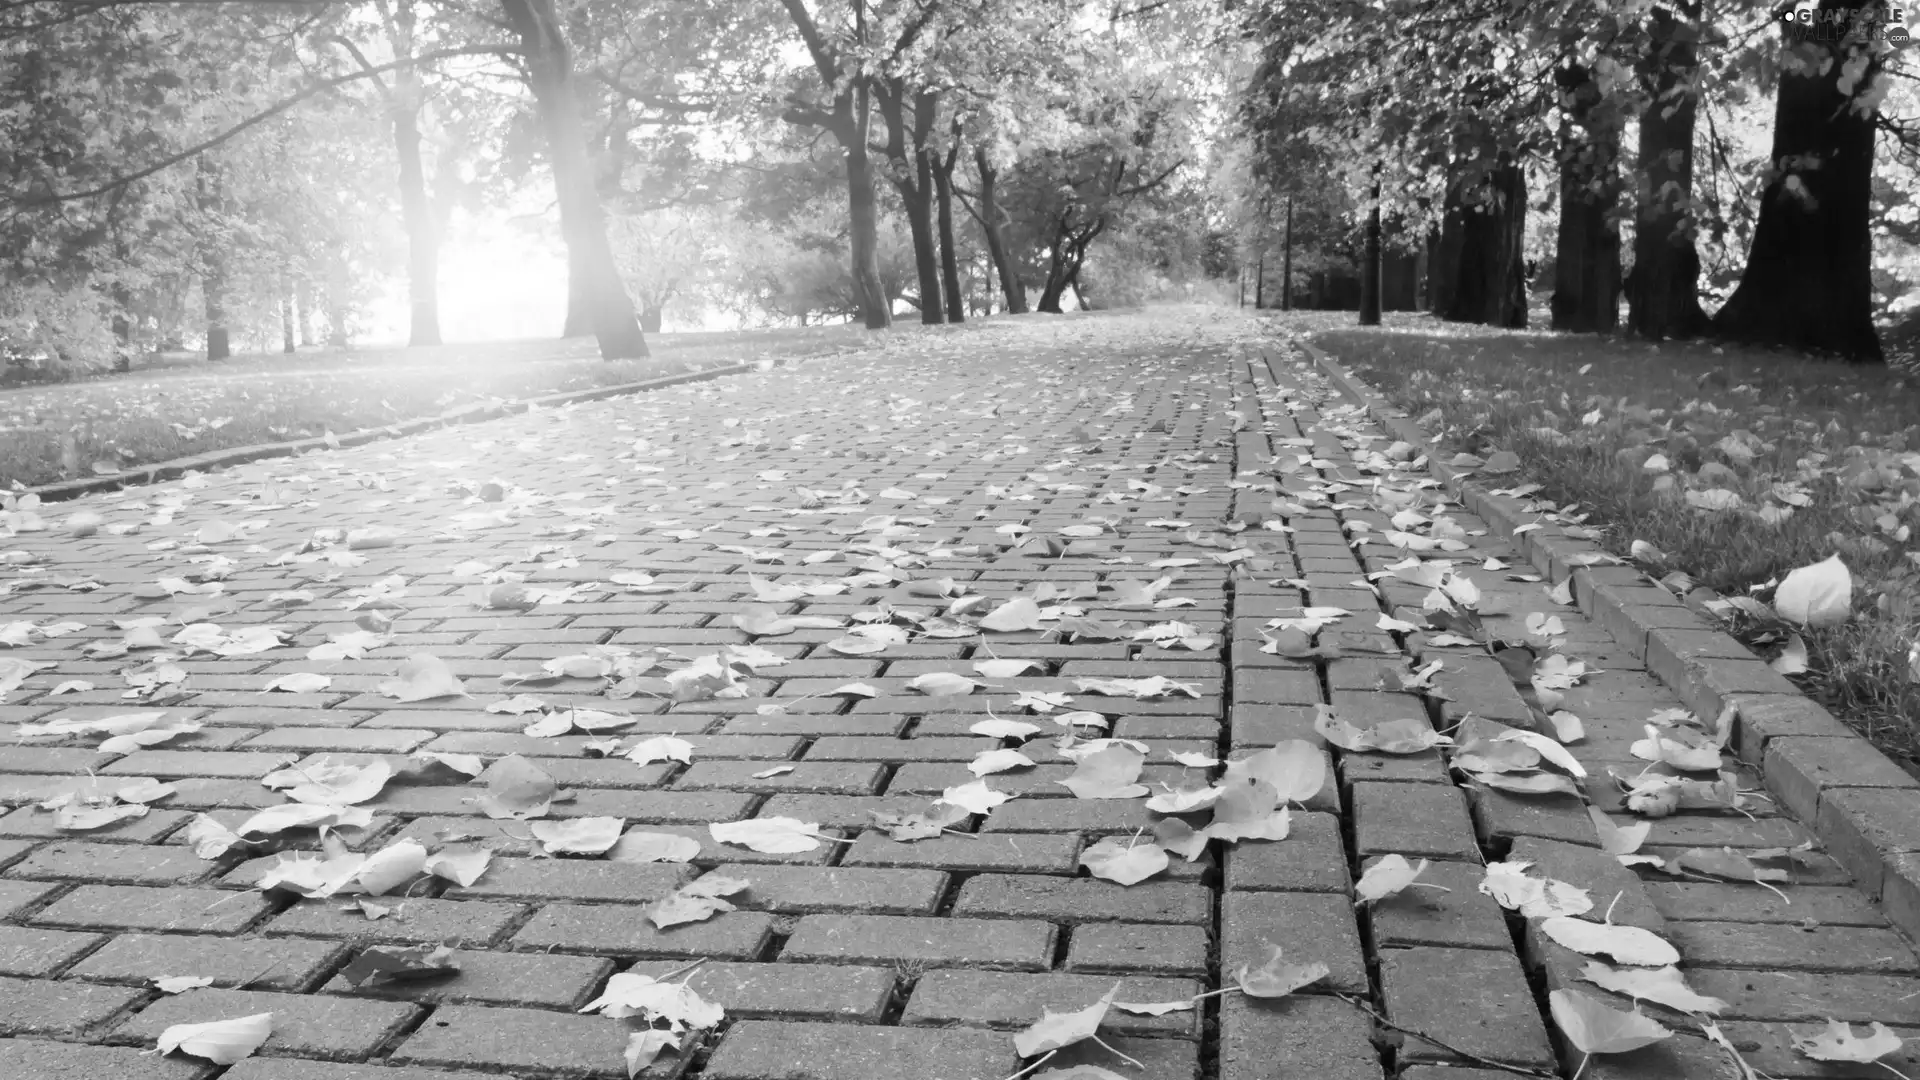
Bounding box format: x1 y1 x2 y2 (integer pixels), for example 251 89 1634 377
0 307 1913 1078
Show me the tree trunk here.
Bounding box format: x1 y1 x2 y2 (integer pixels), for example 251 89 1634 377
281 275 296 354
970 148 1026 314
934 145 964 325
1626 3 1711 339
1359 178 1382 326
203 255 230 362
501 0 648 359
1441 160 1527 327
295 276 315 346
640 305 663 334
1428 188 1463 317
1552 63 1624 333
877 82 943 324
326 244 351 347
1711 0 1882 361
393 87 443 346
899 171 943 323
1281 196 1293 310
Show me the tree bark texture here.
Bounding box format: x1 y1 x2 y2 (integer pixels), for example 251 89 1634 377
1359 179 1382 326
934 142 964 324
969 148 1027 313
502 0 648 359
1551 63 1624 333
1441 160 1527 328
1711 0 1883 361
1626 3 1711 339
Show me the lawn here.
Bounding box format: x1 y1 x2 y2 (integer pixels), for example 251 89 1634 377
1301 311 1920 766
0 323 894 491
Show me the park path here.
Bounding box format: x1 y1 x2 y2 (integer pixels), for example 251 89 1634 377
0 306 1911 1080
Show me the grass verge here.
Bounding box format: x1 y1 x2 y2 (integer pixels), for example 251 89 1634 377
0 323 893 490
1301 311 1920 767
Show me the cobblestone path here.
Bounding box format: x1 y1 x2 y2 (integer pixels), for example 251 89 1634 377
0 308 1914 1080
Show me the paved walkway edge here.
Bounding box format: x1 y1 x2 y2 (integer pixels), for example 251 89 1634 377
21 360 757 504
1298 335 1920 943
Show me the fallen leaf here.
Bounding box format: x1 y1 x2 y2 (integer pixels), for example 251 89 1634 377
474 754 556 820
648 874 751 928
709 817 823 854
1237 944 1328 998
1580 962 1728 1015
530 816 624 855
379 654 468 702
1355 854 1431 904
156 1011 274 1064
1541 917 1680 966
339 944 460 988
609 831 704 863
1792 1018 1905 1064
1013 982 1119 1057
1549 988 1673 1055
1221 740 1325 804
424 845 492 887
1059 744 1149 799
154 975 215 994
1079 836 1169 886
1774 554 1852 628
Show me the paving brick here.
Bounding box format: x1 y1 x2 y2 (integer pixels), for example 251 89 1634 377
223 1062 501 1080
118 989 421 1063
1687 969 1920 1023
8 841 217 885
0 803 188 842
703 1020 1015 1080
34 885 272 934
239 727 436 754
842 830 1080 873
1222 890 1366 993
1764 736 1920 823
1667 921 1917 973
0 837 33 869
0 925 102 976
975 797 1161 834
512 904 774 959
782 914 1054 971
0 1038 213 1080
397 1003 667 1077
1219 993 1385 1080
446 857 692 903
1468 787 1595 847
1064 921 1209 975
718 714 909 737
1508 837 1663 931
0 878 57 918
627 959 892 1021
1381 947 1555 1069
903 969 1200 1037
71 933 344 992
805 736 996 761
1366 858 1511 950
1223 811 1349 893
756 793 956 829
714 864 947 914
1046 1035 1200 1080
1352 782 1480 860
100 750 297 779
324 948 613 1009
1645 882 1884 926
0 974 145 1035
953 874 1209 924
1820 787 1920 894
1722 1021 1920 1080
267 897 523 947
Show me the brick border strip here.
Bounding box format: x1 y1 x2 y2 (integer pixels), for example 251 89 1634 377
1296 335 1920 940
18 361 757 504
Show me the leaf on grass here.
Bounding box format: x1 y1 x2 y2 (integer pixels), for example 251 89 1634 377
1549 989 1673 1055
530 816 624 856
709 817 823 854
1059 744 1149 799
1080 836 1170 886
1774 554 1852 628
1770 633 1811 675
609 831 703 863
1221 740 1325 804
378 654 469 702
1791 1019 1905 1064
1013 982 1119 1057
1236 944 1328 998
339 944 460 988
156 1011 274 1064
1580 962 1728 1015
474 755 556 820
1541 917 1680 966
1355 854 1430 904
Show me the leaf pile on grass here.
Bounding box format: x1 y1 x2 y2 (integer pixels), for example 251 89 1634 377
0 323 890 490
1313 320 1920 764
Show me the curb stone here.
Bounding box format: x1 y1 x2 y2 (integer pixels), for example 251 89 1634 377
15 360 757 504
1298 334 1920 942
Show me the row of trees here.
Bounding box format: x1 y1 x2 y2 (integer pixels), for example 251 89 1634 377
1240 0 1918 362
1 0 1233 371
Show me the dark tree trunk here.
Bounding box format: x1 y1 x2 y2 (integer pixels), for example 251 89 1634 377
877 81 943 324
934 143 964 325
968 148 1026 314
1359 178 1382 326
502 0 647 359
1711 0 1882 361
1442 161 1527 327
640 305 663 334
203 256 230 362
1037 221 1102 314
1281 196 1293 310
393 90 443 347
1627 3 1711 339
845 135 890 328
1552 63 1624 333
1428 191 1462 316
281 274 296 354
